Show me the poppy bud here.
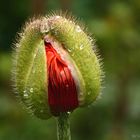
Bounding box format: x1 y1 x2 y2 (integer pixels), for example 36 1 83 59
13 14 103 119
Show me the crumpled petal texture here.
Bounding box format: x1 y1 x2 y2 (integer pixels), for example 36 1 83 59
45 42 78 116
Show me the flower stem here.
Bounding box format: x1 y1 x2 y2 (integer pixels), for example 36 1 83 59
56 112 71 140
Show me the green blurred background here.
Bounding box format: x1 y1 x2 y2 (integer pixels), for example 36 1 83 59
0 0 140 140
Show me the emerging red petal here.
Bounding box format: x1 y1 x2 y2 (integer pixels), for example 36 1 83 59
45 41 79 116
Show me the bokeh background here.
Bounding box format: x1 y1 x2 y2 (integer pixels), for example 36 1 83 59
0 0 140 140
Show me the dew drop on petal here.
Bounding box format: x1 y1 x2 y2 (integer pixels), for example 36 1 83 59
66 84 69 88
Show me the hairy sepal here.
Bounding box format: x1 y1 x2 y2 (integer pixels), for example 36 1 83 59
13 13 103 119
14 21 51 119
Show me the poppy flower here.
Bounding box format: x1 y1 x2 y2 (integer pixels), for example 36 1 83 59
13 14 103 119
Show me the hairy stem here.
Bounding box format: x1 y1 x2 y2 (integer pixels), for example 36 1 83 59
56 112 71 140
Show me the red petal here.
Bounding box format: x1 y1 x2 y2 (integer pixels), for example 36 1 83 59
45 42 79 116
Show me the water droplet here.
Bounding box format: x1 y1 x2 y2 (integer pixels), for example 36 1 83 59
76 25 82 32
30 88 33 93
66 84 69 88
80 45 84 50
23 90 26 93
24 94 28 97
68 48 72 52
55 16 61 19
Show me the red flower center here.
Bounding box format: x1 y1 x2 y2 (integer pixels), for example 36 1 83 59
45 41 78 116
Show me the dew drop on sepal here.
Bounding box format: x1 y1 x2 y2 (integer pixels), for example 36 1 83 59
66 84 69 88
80 45 84 50
76 25 82 33
68 48 72 52
23 90 28 97
30 88 33 93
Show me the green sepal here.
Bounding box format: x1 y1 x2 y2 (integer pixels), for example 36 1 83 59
14 22 51 119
